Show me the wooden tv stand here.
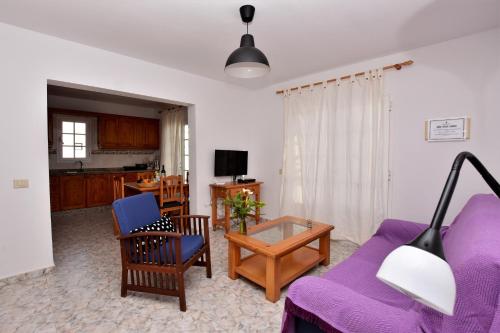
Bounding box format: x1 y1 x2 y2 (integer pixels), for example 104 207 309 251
209 181 263 232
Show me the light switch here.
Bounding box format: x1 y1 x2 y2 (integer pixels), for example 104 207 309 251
13 179 29 189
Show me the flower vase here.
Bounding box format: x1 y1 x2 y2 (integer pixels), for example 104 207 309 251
239 217 247 235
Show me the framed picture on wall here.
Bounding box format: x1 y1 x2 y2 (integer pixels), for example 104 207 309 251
425 116 470 142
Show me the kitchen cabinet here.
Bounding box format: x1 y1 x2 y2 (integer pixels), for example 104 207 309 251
116 117 136 148
99 115 159 150
60 175 86 210
48 108 160 150
98 116 119 149
48 112 53 148
85 174 112 207
51 171 161 211
143 119 160 148
50 175 60 212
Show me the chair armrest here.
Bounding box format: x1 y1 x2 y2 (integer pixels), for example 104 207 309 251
170 215 210 242
118 231 183 266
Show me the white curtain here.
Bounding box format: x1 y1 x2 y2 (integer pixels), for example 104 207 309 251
280 69 389 244
160 109 186 176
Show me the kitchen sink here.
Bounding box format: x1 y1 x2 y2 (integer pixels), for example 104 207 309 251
63 170 84 174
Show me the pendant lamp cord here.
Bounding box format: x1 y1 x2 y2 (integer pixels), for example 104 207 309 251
246 22 248 34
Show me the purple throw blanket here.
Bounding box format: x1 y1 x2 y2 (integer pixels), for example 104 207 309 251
282 194 500 333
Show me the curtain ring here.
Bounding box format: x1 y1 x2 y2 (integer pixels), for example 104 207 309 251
371 69 376 79
336 78 341 86
322 81 327 89
378 68 383 79
364 71 370 81
298 87 302 94
350 74 356 84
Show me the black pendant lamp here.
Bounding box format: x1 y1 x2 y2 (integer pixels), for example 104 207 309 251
225 5 270 79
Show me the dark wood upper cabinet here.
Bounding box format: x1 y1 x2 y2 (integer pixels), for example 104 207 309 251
144 119 160 149
116 117 136 148
98 116 119 149
48 112 54 148
98 115 159 150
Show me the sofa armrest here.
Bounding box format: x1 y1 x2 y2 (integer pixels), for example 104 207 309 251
374 219 430 244
283 276 419 333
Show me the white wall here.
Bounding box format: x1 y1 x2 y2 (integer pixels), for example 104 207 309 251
262 28 500 227
0 22 278 279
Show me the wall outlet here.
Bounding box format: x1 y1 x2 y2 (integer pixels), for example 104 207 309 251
13 179 29 189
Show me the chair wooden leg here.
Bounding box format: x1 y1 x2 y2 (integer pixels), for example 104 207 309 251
177 272 186 312
121 268 128 297
205 248 212 278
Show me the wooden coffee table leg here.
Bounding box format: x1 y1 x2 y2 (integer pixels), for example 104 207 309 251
265 256 281 302
228 241 241 279
319 232 331 266
211 192 218 231
224 203 231 232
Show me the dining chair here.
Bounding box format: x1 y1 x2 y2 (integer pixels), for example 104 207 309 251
113 176 125 201
160 175 185 216
112 175 125 236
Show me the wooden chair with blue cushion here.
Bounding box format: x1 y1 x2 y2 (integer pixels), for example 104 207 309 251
112 192 212 311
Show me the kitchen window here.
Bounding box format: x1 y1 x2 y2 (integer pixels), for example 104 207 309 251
55 115 93 162
62 121 87 159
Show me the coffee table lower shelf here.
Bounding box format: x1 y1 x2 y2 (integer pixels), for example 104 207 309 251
235 246 325 301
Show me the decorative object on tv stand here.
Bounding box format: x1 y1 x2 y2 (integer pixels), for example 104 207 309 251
225 5 270 78
224 189 265 235
377 151 500 315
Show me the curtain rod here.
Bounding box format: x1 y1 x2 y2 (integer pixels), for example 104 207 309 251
275 60 414 95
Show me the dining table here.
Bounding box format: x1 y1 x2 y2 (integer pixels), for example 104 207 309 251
124 182 190 213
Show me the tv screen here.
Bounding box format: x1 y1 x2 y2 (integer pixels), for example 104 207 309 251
214 150 248 177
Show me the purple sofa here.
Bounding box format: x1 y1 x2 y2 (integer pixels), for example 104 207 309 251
282 194 500 333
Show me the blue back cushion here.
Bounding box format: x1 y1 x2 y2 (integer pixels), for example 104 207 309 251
112 193 161 235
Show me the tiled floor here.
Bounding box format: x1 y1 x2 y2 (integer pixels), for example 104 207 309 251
0 207 358 332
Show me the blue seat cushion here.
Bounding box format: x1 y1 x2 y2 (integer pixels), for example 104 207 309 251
176 235 204 262
130 235 204 264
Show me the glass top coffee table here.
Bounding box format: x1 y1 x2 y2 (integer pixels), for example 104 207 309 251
224 216 334 302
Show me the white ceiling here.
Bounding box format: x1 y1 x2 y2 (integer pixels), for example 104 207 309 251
0 0 499 89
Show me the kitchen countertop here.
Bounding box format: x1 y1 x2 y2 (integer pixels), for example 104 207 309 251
49 168 154 176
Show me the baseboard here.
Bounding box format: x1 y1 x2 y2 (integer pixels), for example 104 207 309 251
0 266 55 287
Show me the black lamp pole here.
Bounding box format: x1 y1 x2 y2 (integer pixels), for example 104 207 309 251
408 152 500 260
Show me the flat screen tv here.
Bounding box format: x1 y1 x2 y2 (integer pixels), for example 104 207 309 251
214 150 248 179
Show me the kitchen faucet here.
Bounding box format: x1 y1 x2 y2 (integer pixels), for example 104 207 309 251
77 160 84 171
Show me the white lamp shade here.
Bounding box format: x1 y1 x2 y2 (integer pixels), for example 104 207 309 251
224 62 270 79
376 245 456 315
